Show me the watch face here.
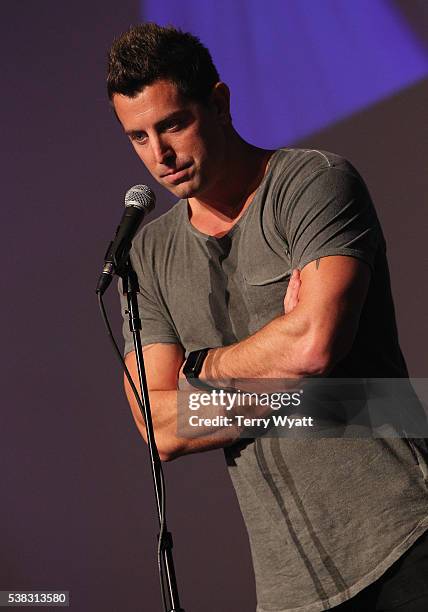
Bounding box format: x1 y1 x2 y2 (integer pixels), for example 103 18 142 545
184 349 208 378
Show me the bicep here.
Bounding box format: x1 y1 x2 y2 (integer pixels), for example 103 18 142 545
124 343 184 408
297 255 371 365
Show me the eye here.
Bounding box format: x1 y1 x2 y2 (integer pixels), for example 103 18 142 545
130 131 148 144
164 121 180 132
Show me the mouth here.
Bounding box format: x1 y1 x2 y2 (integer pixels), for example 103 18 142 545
161 164 192 184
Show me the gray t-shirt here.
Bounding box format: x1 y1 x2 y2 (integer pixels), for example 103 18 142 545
119 149 428 611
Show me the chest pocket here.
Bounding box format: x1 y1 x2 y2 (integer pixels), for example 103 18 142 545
243 268 291 329
239 232 292 329
235 199 293 330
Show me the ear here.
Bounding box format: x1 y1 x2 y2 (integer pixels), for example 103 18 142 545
210 82 231 124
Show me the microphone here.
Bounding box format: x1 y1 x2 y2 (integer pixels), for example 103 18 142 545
96 184 156 295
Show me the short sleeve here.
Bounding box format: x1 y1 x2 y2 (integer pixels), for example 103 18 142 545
118 246 180 356
282 167 382 273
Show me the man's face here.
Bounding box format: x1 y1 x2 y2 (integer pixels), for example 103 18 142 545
113 80 228 200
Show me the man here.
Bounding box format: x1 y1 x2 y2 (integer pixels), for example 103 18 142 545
108 23 428 611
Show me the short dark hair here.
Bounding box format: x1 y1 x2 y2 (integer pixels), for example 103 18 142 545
107 23 220 103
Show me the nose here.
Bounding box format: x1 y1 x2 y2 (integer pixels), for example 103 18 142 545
151 134 174 166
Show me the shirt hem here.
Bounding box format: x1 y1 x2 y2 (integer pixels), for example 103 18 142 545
295 248 375 276
256 517 428 612
124 337 180 357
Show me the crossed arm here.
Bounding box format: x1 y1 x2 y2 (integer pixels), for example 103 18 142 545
124 255 371 460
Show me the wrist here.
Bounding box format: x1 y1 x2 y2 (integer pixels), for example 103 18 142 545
200 348 216 381
201 347 228 382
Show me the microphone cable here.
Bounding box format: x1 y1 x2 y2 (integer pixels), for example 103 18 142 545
97 292 168 612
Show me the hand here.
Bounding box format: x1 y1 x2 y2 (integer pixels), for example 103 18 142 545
283 269 301 314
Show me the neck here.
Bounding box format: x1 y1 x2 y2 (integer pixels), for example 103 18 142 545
189 131 274 223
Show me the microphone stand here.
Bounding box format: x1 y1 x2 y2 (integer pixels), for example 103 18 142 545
120 258 185 612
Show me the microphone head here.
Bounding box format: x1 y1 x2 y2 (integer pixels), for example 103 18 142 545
125 184 156 212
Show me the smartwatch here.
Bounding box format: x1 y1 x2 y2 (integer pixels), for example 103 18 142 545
183 348 209 379
183 348 210 389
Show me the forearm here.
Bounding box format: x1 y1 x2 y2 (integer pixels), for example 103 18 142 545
129 387 241 461
203 308 324 381
202 256 370 382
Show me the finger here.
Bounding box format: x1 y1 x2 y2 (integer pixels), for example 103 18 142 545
284 270 296 311
284 269 301 313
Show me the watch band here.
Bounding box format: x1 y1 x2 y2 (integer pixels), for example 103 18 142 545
183 349 239 396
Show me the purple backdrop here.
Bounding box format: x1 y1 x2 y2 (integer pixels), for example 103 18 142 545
142 0 428 144
1 1 427 610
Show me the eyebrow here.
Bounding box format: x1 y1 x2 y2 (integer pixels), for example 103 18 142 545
125 110 190 137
